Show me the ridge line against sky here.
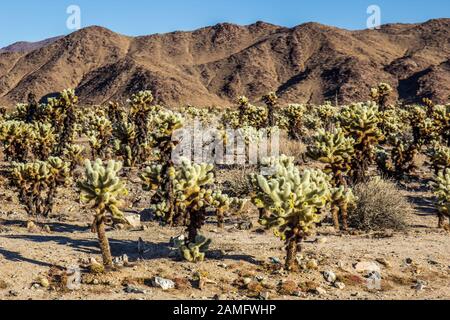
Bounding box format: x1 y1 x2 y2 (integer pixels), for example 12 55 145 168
0 0 449 48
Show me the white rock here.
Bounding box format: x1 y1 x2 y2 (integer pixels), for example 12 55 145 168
354 261 381 274
152 277 175 290
125 213 141 228
334 282 346 290
315 287 327 295
323 271 337 283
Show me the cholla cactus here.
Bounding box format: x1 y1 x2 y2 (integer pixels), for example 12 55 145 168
149 109 184 162
432 169 450 228
263 92 278 128
63 144 85 171
78 159 128 268
173 234 212 263
330 186 356 231
429 143 450 174
338 102 384 183
47 89 78 156
107 102 127 125
250 155 331 270
283 104 306 140
370 83 393 110
0 121 33 162
390 135 419 178
128 90 154 114
432 104 450 146
408 106 438 146
182 105 212 124
379 107 409 139
307 128 355 187
11 157 70 218
86 116 113 159
114 121 138 167
141 159 230 261
128 90 158 162
30 122 56 160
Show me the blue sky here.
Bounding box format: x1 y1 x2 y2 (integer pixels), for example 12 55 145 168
0 0 449 47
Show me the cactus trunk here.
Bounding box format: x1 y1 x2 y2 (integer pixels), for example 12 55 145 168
331 205 340 230
96 216 113 268
285 236 300 271
341 204 349 231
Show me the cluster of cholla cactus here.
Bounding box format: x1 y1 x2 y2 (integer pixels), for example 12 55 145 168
78 159 128 268
138 109 185 228
140 158 230 262
106 91 167 167
221 96 268 129
250 155 332 270
0 89 81 163
10 157 70 218
432 169 450 229
433 104 450 146
338 102 384 183
181 105 216 125
2 82 450 273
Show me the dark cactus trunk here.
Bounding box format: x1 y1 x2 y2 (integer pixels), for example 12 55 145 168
285 234 301 271
331 204 340 231
96 217 113 269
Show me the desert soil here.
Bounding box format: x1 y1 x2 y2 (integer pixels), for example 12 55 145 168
0 169 449 301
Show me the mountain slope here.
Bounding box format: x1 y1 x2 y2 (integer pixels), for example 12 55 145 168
0 36 63 53
0 19 449 107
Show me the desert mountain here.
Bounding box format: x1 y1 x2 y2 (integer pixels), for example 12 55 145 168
0 19 449 107
0 36 63 53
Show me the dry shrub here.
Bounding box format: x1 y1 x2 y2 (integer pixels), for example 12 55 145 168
217 167 255 198
348 178 411 231
279 135 306 162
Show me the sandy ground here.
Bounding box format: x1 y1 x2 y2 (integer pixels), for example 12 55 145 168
0 172 449 301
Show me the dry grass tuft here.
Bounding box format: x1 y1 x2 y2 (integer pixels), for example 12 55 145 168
279 135 306 162
349 178 411 231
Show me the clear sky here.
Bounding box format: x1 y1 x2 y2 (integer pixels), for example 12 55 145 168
0 0 449 47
